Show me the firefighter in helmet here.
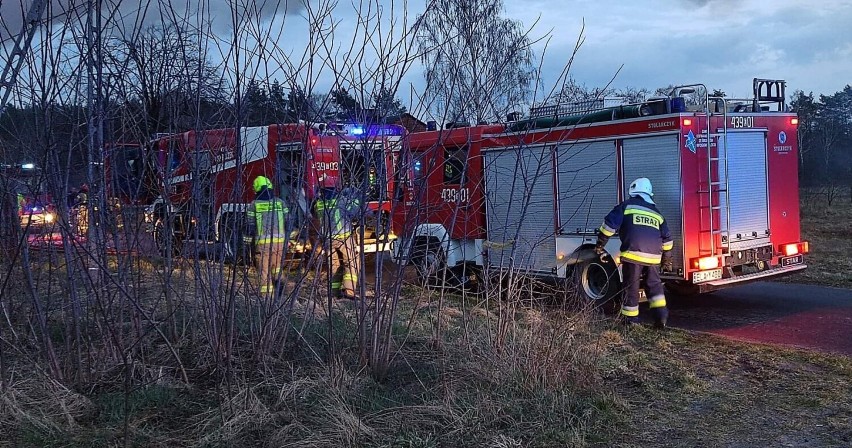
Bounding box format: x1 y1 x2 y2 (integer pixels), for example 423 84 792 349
17 192 26 215
75 183 89 236
246 175 289 300
367 165 378 200
313 174 361 300
596 177 674 328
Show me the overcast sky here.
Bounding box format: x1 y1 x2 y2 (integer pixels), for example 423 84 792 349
511 0 852 98
2 0 850 106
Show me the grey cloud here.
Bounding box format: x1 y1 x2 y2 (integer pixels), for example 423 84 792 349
682 0 738 8
111 0 306 34
538 1 852 98
1 0 306 40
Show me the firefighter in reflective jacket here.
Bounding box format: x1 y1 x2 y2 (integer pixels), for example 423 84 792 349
247 176 288 299
596 177 674 327
313 175 360 300
75 184 89 236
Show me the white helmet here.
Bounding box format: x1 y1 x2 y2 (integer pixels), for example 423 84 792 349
628 177 653 197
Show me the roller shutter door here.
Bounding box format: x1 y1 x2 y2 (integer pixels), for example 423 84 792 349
621 135 683 268
556 140 618 234
484 146 556 273
719 131 770 249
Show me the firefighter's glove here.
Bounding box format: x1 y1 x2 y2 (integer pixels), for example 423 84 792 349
661 250 674 272
594 234 609 255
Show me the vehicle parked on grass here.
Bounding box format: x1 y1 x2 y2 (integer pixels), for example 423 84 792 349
121 122 404 260
392 78 808 303
1 163 57 233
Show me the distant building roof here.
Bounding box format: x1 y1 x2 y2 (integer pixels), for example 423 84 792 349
387 112 427 133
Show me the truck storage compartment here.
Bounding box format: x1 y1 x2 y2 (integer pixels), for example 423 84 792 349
483 145 556 274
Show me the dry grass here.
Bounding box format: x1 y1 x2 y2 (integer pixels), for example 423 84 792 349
604 326 852 447
2 193 852 447
2 290 850 447
784 190 852 289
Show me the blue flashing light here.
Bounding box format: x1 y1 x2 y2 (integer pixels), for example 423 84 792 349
414 160 422 172
373 125 405 137
342 123 405 137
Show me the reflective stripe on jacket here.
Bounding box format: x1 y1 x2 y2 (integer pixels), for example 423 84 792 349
315 197 359 239
248 198 288 244
599 195 673 266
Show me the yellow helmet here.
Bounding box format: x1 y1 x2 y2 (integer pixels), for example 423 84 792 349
253 175 273 193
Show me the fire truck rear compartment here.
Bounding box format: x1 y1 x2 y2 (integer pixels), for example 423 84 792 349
718 131 771 251
483 146 557 275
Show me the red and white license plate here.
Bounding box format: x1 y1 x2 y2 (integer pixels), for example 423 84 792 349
692 268 722 283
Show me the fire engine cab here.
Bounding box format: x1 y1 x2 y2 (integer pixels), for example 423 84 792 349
392 78 808 301
139 121 403 259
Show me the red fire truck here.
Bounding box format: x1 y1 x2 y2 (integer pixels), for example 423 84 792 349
104 143 159 206
1 163 57 233
142 122 403 259
392 79 808 301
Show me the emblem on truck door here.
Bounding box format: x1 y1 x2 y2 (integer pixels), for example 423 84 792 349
685 130 697 153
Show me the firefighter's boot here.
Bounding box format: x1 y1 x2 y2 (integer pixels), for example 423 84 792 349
652 307 669 329
622 316 641 327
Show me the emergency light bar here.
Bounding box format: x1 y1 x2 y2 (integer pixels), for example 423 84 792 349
335 123 405 137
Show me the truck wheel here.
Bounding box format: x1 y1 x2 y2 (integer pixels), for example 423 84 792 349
451 263 481 293
220 213 249 264
153 218 181 256
571 252 621 310
414 248 446 287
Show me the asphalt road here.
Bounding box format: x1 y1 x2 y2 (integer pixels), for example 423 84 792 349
664 282 852 356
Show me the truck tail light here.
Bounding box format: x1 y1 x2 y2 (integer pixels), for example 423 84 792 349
682 118 692 126
691 256 720 270
790 118 799 125
781 241 809 256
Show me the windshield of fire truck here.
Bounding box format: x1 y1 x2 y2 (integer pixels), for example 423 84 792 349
109 145 148 202
339 140 386 202
6 174 50 211
275 143 308 227
443 146 467 185
154 140 181 173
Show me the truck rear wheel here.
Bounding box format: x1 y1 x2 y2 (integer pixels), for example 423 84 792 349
571 252 621 310
220 213 250 264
